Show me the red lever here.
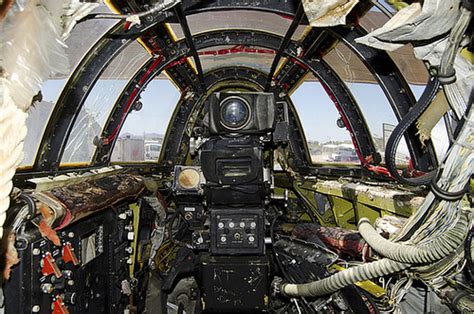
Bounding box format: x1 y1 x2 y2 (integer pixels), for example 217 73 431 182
53 296 69 314
62 242 79 266
41 252 62 278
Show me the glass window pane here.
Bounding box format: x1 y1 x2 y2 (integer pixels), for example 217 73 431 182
324 43 412 165
60 41 150 165
291 76 359 164
63 5 117 75
167 10 309 41
196 46 278 73
21 80 65 166
111 78 180 162
19 5 116 167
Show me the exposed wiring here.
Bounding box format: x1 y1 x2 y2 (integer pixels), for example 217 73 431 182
78 0 180 24
438 7 471 86
439 6 472 119
358 214 469 264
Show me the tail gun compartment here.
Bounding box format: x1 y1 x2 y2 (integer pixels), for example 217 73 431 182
1 0 473 313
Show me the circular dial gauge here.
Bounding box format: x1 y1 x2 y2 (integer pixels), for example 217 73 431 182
178 168 201 189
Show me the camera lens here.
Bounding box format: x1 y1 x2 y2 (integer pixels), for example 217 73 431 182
220 97 250 130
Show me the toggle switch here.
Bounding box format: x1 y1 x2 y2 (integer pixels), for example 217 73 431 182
52 296 69 314
62 242 79 266
41 252 62 278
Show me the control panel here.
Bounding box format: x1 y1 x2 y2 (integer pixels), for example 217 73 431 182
5 204 137 314
210 209 265 255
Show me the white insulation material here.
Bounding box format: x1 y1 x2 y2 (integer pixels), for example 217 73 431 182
355 0 461 51
0 0 95 239
0 85 27 237
356 0 473 140
302 0 359 27
1 0 69 109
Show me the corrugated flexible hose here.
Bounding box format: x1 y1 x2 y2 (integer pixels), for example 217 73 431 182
358 214 469 264
281 214 468 297
282 258 410 297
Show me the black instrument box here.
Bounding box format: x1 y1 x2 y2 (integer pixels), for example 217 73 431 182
199 254 270 313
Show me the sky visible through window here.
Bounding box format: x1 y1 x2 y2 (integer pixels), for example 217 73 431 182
27 77 448 165
120 80 180 135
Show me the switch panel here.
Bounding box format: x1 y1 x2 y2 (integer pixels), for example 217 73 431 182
210 209 265 255
4 203 136 314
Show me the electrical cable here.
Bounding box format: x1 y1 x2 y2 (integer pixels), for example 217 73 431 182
384 75 440 186
18 193 36 218
465 226 474 283
430 180 469 201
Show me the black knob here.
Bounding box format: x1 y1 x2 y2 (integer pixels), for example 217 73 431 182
51 276 66 290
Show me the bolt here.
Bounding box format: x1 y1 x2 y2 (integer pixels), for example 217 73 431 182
32 305 41 312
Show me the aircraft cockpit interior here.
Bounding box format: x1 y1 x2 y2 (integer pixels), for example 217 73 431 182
0 0 473 313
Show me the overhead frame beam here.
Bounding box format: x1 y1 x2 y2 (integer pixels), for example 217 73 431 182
265 2 305 90
180 0 300 17
173 3 207 92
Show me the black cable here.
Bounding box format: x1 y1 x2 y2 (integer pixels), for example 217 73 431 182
18 193 37 218
384 75 440 185
430 180 469 201
465 226 474 282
